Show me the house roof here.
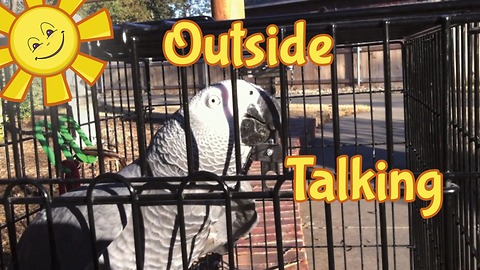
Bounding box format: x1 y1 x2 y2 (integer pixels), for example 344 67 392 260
245 0 417 17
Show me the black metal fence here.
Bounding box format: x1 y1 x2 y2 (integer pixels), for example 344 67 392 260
0 1 479 269
404 17 480 269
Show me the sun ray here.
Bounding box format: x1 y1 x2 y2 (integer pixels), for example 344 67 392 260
70 52 106 86
44 73 71 106
0 47 14 69
57 0 85 16
24 0 45 8
77 8 113 42
1 1 113 106
0 69 33 102
0 5 16 35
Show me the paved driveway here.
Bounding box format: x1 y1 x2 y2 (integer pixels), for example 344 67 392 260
298 92 411 270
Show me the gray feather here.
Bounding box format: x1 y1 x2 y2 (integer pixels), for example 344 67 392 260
16 80 277 269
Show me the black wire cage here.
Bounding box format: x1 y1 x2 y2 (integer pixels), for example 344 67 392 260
0 1 479 269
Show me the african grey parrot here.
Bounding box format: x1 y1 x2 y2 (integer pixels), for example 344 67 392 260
14 80 281 270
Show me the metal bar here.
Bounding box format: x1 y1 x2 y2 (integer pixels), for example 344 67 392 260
5 102 21 178
441 16 456 270
107 63 120 172
15 103 26 178
466 24 475 269
179 62 195 175
367 44 382 269
474 21 480 269
326 23 338 270
116 61 129 164
379 20 392 270
90 83 106 175
49 106 63 179
144 59 154 136
273 179 286 270
276 29 291 269
383 22 395 166
401 40 416 270
357 46 362 86
229 68 243 174
441 18 453 175
223 189 236 270
279 28 290 170
176 181 190 269
443 184 460 270
102 64 112 173
130 36 148 175
123 62 136 162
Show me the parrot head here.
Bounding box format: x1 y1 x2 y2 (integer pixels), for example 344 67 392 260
186 80 281 148
119 80 281 178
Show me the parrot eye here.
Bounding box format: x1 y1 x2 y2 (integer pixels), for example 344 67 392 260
249 90 254 95
207 95 221 108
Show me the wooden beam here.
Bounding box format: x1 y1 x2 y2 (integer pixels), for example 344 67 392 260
211 0 245 20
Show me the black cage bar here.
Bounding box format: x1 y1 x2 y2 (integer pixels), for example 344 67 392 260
0 1 479 269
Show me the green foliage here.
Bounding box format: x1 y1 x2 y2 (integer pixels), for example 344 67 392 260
170 0 211 18
78 0 211 24
7 0 210 24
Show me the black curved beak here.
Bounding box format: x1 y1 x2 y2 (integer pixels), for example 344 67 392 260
240 91 281 146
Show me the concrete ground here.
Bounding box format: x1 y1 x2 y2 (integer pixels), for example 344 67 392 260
298 92 411 270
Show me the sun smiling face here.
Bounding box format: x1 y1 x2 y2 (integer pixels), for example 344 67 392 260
0 0 113 106
10 7 79 76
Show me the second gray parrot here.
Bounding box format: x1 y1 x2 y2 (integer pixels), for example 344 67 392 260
14 80 281 270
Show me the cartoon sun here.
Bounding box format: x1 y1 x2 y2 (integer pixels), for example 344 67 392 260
0 0 113 106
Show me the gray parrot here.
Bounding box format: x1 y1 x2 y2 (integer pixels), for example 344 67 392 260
14 80 281 270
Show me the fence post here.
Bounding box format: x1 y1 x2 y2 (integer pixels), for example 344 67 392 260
442 183 459 269
211 0 245 21
380 20 392 270
440 16 456 270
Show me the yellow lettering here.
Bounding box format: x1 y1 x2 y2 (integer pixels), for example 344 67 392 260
162 20 337 68
309 169 335 203
279 20 307 66
162 20 203 66
375 160 388 202
350 155 376 201
244 33 266 68
285 155 316 202
284 154 443 219
229 21 247 68
416 170 443 218
308 34 334 66
266 24 279 67
204 33 230 67
337 155 349 202
389 169 415 201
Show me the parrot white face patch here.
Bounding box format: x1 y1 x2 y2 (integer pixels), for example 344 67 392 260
187 80 277 148
206 94 222 108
